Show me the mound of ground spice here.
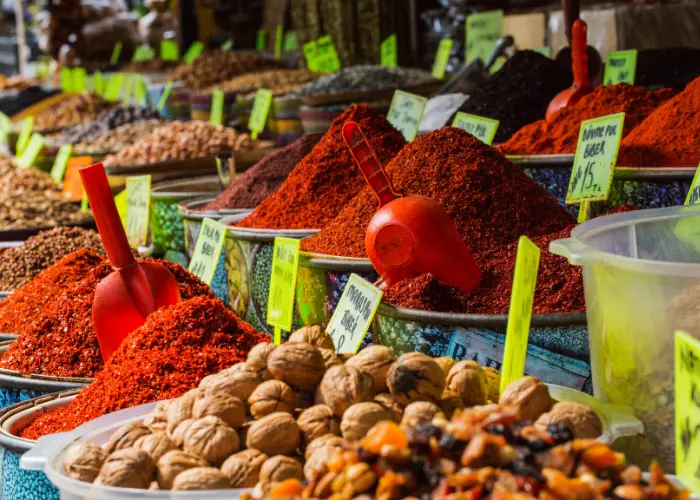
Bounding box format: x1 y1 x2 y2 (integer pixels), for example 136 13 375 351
617 76 700 167
0 259 213 378
302 128 574 258
204 134 323 211
20 296 267 439
236 104 405 230
498 84 676 155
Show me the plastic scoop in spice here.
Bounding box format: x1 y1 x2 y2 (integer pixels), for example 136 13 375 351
342 121 481 292
80 163 181 362
547 20 592 120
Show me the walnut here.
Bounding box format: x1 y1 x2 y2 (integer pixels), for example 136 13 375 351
297 404 340 446
172 467 231 490
206 369 262 401
401 401 442 427
445 361 487 407
63 442 107 482
247 343 275 381
341 402 392 442
320 365 374 417
483 367 501 403
135 432 177 463
260 455 303 483
193 393 246 429
535 402 602 439
169 418 195 447
167 388 204 433
435 357 456 376
221 449 268 487
288 325 335 350
143 413 168 433
374 393 403 423
439 393 465 417
267 342 326 392
304 446 340 482
95 448 154 489
198 373 221 391
293 389 314 411
104 422 151 454
183 416 240 465
318 347 343 369
156 450 208 490
304 433 344 460
248 380 296 419
387 353 445 405
345 346 395 392
499 376 553 421
246 412 300 455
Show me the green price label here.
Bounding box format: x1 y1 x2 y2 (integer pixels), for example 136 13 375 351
81 193 89 214
267 237 301 344
132 45 155 62
135 75 147 107
465 10 504 65
326 274 383 354
685 163 700 205
248 89 273 140
577 200 590 223
105 74 125 102
110 42 123 65
316 35 341 73
14 133 45 169
115 190 128 227
387 90 427 142
16 116 33 155
452 112 499 145
257 30 266 51
72 67 87 93
432 38 453 79
188 218 227 285
125 175 151 248
566 112 625 204
221 39 234 52
380 34 398 68
675 330 700 495
183 42 204 63
157 81 174 112
500 235 541 393
303 41 318 71
0 112 10 140
51 144 72 183
604 49 637 85
93 71 105 96
283 31 297 52
535 46 551 58
161 40 179 61
210 89 225 126
274 25 283 59
60 68 73 92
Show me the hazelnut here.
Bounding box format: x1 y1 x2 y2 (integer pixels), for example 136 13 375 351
387 353 445 405
156 450 208 490
320 365 374 417
221 449 268 488
345 346 395 392
63 442 107 482
297 404 340 446
183 416 240 465
103 422 151 454
248 380 297 419
206 369 261 401
267 342 326 392
95 448 154 489
535 401 602 439
445 361 487 407
135 432 177 463
260 455 303 483
246 412 300 456
401 401 442 427
172 467 230 490
288 325 335 350
318 347 343 369
247 343 275 381
304 433 344 460
374 393 404 423
499 376 553 421
341 402 392 442
193 393 246 428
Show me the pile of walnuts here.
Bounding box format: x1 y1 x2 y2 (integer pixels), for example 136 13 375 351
62 326 602 493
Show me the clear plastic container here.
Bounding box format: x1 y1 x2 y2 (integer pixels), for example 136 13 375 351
550 204 700 471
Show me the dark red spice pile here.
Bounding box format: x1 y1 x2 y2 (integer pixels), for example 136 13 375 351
0 258 213 378
237 104 405 229
21 296 267 439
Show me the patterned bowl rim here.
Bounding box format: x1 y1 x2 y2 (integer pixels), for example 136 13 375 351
220 216 319 242
298 252 375 272
178 197 252 221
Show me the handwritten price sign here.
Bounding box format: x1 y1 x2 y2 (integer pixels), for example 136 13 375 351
675 330 700 495
327 274 383 354
604 50 637 85
452 112 499 145
188 218 226 285
387 90 427 142
465 10 503 65
125 175 151 248
267 237 301 344
381 34 397 68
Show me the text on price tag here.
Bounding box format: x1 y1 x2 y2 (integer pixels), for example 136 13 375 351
327 274 383 354
188 218 227 285
675 330 700 495
500 235 541 392
315 36 341 73
566 112 625 204
183 42 204 63
16 116 33 155
465 10 503 65
387 90 427 142
248 89 273 140
267 237 301 344
432 39 453 79
604 50 637 86
210 89 225 126
125 175 151 248
452 112 499 145
51 144 72 183
13 133 44 169
381 34 398 68
685 163 700 205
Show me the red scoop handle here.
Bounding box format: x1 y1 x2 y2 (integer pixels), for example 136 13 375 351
572 20 590 90
80 162 137 270
342 121 400 208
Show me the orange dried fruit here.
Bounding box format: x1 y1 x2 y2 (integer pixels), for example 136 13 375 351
270 478 304 498
362 421 408 453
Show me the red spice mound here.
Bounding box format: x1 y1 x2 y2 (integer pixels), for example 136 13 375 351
236 104 405 229
498 84 676 155
383 225 585 315
618 77 700 167
20 296 267 439
0 249 104 334
0 259 214 378
302 128 575 258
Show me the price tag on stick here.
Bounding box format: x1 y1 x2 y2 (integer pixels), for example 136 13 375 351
51 144 72 183
274 25 283 59
500 236 541 392
60 68 73 92
13 133 44 168
72 68 87 93
432 39 453 79
110 42 123 65
210 89 224 126
465 10 504 65
387 90 427 142
161 40 179 61
93 71 105 96
685 163 700 205
248 89 273 140
188 218 227 284
316 36 341 73
283 32 297 52
157 81 174 113
452 112 499 145
183 42 204 63
125 175 151 248
303 41 318 71
16 116 33 155
326 274 383 354
604 50 637 85
675 330 700 495
257 30 266 51
381 34 398 68
104 74 124 102
267 237 301 345
565 112 625 204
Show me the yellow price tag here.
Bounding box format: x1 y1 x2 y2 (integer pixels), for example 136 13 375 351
110 42 123 65
13 133 44 169
685 163 700 205
274 25 283 59
315 35 341 73
577 200 590 223
72 68 87 93
105 74 124 102
432 39 453 79
115 189 128 227
452 112 499 145
51 144 72 183
387 90 427 142
16 116 33 155
248 89 273 140
188 218 227 285
210 89 225 126
380 34 398 68
125 175 151 248
303 41 318 71
604 50 637 85
60 68 73 92
183 42 204 63
465 10 504 65
160 40 179 61
267 237 301 344
675 330 700 495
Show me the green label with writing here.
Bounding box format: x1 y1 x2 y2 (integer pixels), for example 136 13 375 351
105 74 124 102
267 237 301 343
387 90 427 142
60 68 73 92
210 89 225 126
16 116 33 155
115 189 128 227
274 25 283 59
381 34 398 68
183 42 204 63
452 112 499 145
51 144 72 183
221 39 234 52
432 38 453 79
188 218 227 285
316 35 341 73
161 40 179 61
157 81 174 112
248 89 273 140
465 10 504 65
685 163 700 205
72 68 87 93
110 41 123 65
566 113 625 204
283 31 297 52
132 45 155 62
303 41 318 71
257 30 266 51
125 175 151 248
675 330 700 495
604 50 637 85
14 133 44 169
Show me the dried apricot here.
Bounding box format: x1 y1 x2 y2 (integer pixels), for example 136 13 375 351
270 478 304 498
363 421 408 454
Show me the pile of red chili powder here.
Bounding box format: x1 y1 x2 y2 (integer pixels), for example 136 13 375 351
302 127 575 258
0 256 213 378
236 104 405 230
498 84 676 155
21 296 267 439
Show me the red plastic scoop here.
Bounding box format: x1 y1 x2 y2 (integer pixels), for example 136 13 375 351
80 162 181 362
342 121 481 292
546 19 592 120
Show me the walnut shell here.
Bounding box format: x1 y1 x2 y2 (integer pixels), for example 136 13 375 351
63 442 107 482
104 422 151 454
288 325 335 350
221 449 268 488
386 353 445 405
172 467 230 491
304 446 339 482
535 401 602 438
439 393 465 417
135 432 177 463
297 404 340 446
143 413 168 433
499 376 553 421
483 367 501 403
169 418 195 447
345 346 395 392
260 455 303 484
318 347 343 369
183 416 240 465
401 401 442 427
247 343 275 381
206 369 262 401
293 389 314 411
167 389 204 434
248 380 296 419
304 433 344 460
193 393 246 429
95 448 154 489
267 342 325 392
320 365 374 417
156 450 209 490
445 360 487 407
374 393 404 423
435 357 457 376
246 412 300 456
341 402 392 442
